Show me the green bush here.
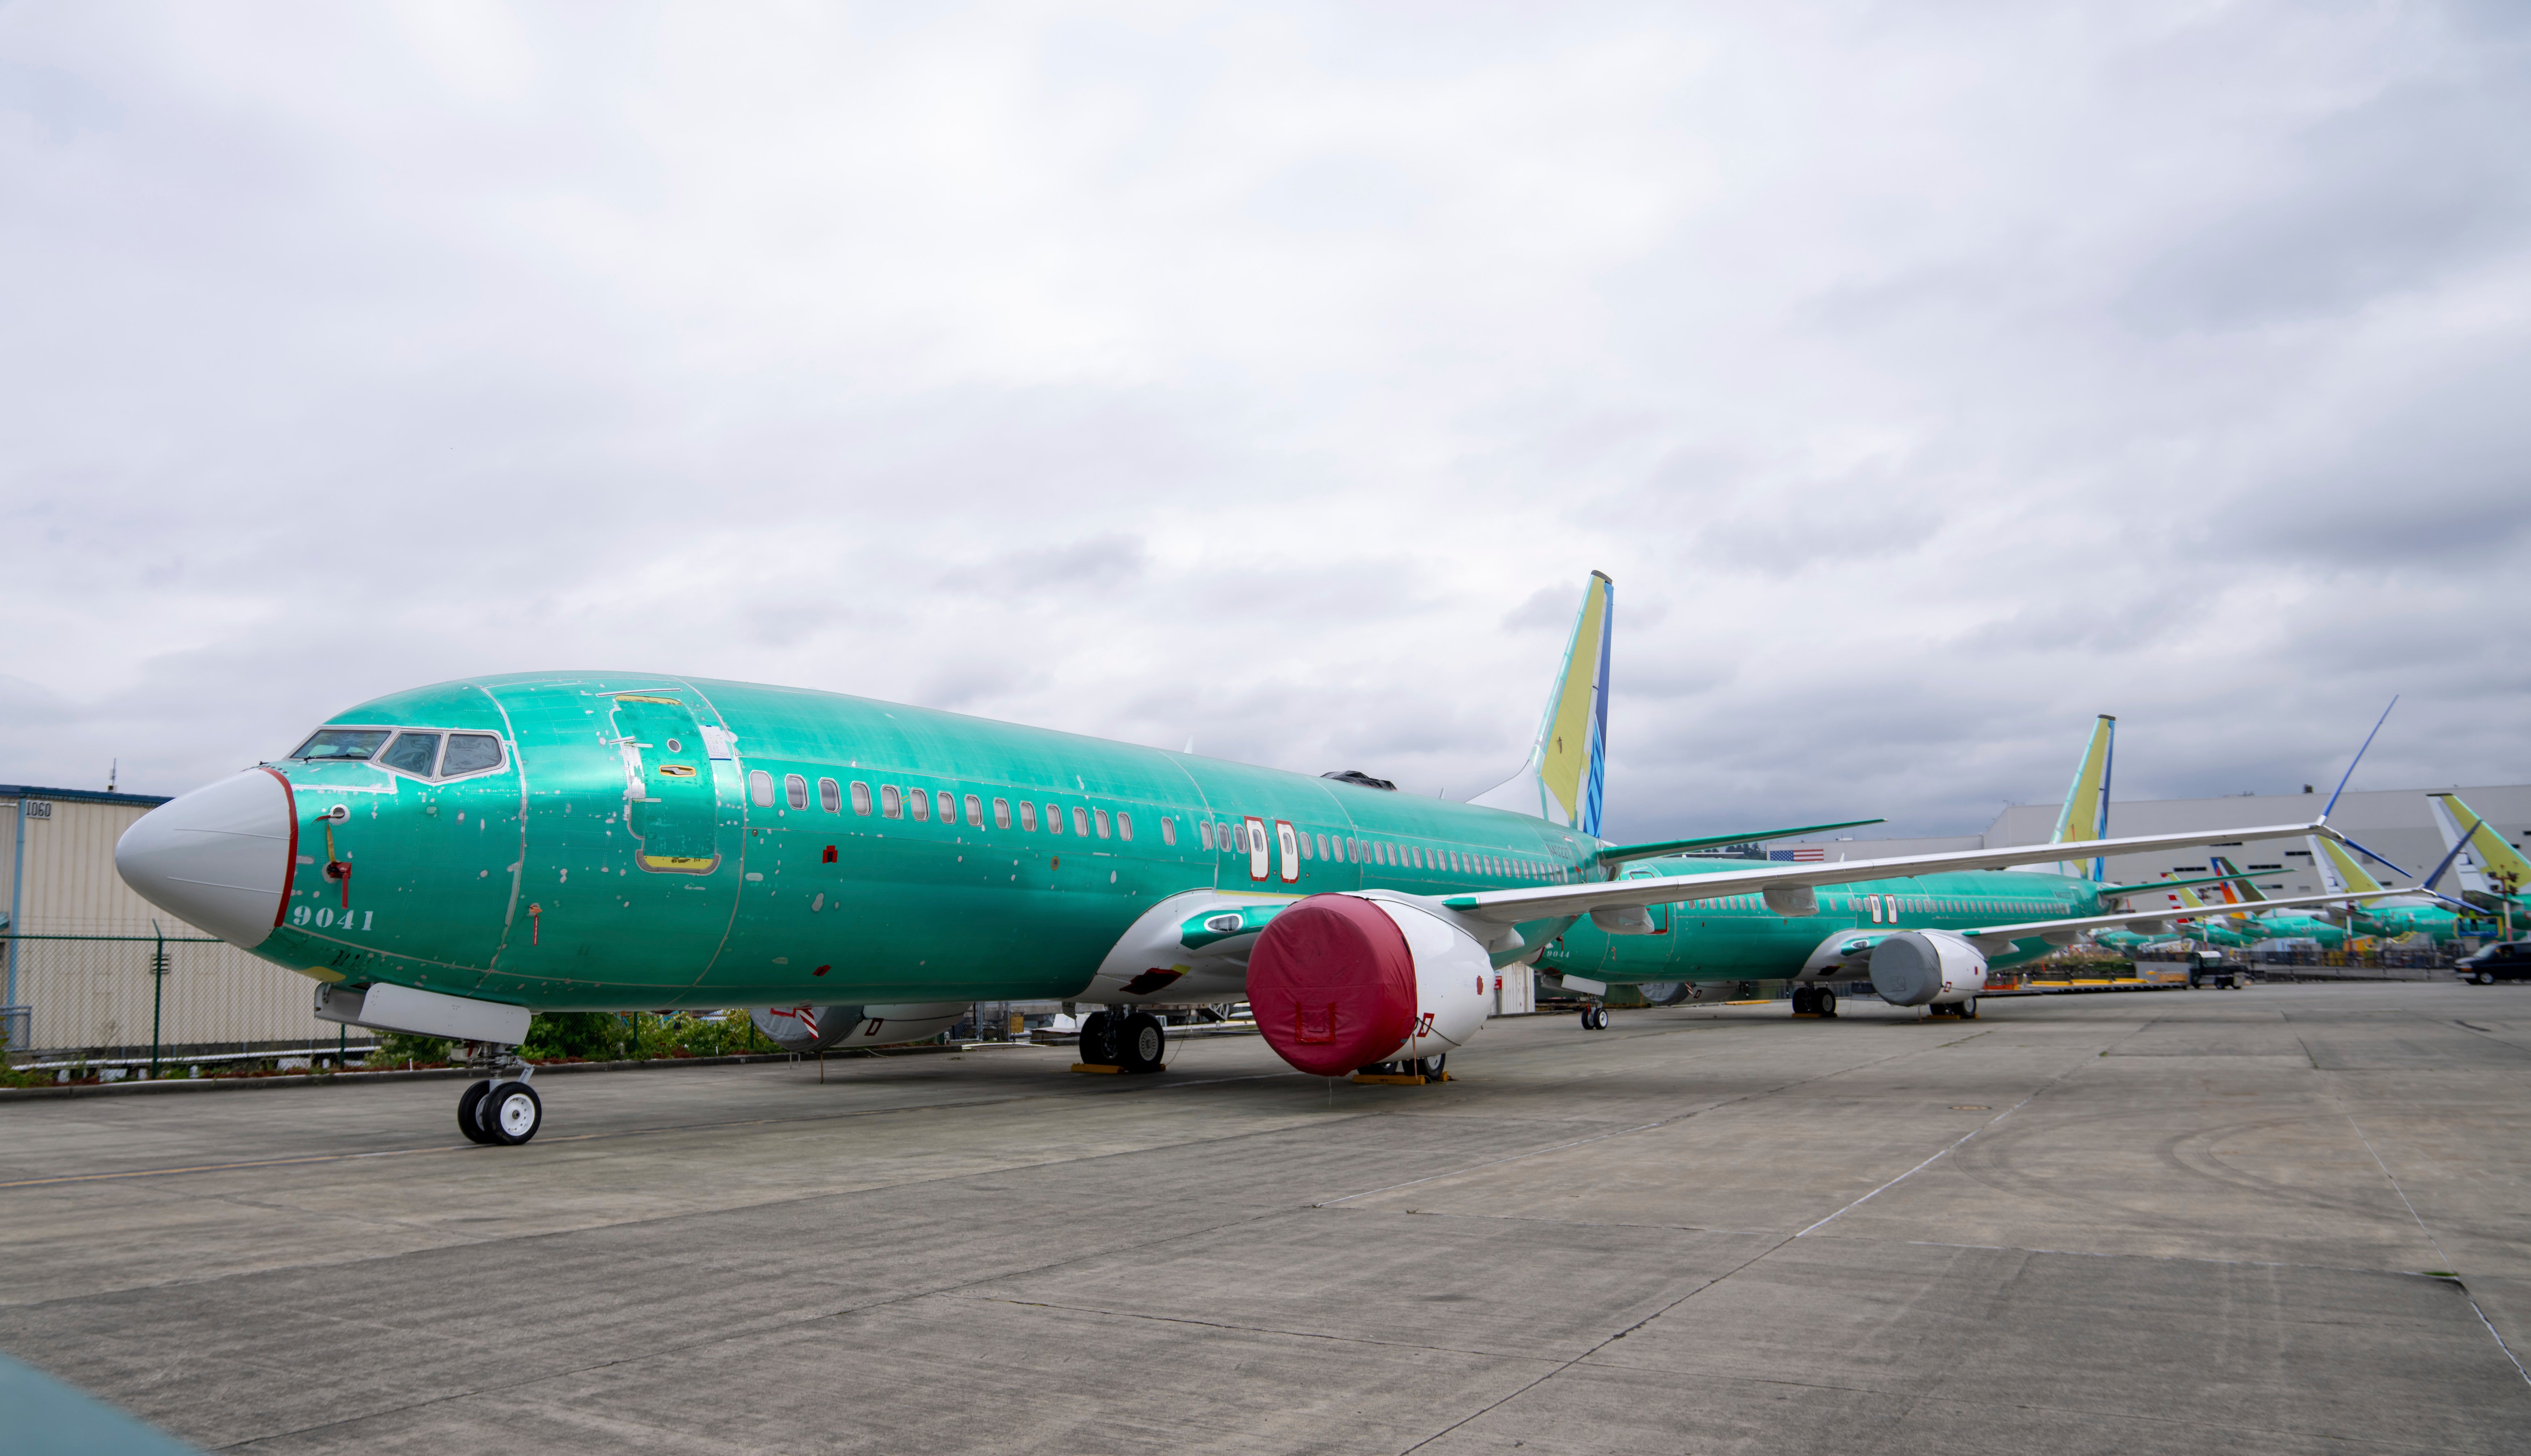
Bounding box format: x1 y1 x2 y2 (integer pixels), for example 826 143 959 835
366 1032 453 1067
525 1011 636 1061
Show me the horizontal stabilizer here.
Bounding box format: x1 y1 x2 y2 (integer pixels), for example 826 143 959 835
1595 819 1885 868
2099 867 2280 899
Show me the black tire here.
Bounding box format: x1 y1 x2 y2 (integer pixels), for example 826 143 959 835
1958 997 1977 1020
1818 987 1838 1018
1117 1012 1165 1074
1792 987 1813 1015
483 1081 542 1145
1412 1054 1446 1080
1578 1007 1595 1029
2478 971 2497 986
1078 1011 1119 1065
1593 1005 1610 1030
457 1080 497 1144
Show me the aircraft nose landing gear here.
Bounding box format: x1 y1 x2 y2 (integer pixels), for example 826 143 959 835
454 1046 543 1145
1578 1004 1609 1030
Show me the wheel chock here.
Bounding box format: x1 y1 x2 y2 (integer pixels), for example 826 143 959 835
1070 1063 1126 1074
1351 1072 1427 1085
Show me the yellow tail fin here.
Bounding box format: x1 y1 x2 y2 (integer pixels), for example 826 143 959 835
1472 572 1614 835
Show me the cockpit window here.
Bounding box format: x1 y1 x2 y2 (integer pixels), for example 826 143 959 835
292 729 392 761
440 734 505 776
378 732 441 776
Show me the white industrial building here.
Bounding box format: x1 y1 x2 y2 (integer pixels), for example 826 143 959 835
1770 785 2531 898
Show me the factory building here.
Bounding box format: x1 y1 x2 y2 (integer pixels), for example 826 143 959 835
2 785 353 1061
1771 785 2531 898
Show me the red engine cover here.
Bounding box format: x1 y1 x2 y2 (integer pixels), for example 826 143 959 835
1248 894 1418 1076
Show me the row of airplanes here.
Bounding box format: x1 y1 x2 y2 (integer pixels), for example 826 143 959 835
110 573 2526 1145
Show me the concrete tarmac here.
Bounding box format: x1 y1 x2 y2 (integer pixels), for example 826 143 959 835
3 981 2527 1454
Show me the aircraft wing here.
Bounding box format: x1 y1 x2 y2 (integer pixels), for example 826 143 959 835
1955 888 2413 953
1441 821 2343 929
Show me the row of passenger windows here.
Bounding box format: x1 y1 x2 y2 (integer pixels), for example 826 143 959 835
750 771 1147 843
1194 817 1561 882
739 767 1567 879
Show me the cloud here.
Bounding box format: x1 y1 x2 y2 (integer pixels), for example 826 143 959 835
0 0 2519 850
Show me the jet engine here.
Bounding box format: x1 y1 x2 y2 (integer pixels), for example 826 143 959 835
1246 892 1493 1075
750 1002 969 1054
1866 930 1989 1007
1638 981 1696 1006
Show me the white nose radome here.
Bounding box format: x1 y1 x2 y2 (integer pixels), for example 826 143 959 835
115 768 295 948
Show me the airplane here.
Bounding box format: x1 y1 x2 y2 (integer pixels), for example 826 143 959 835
2426 792 2531 935
1505 717 2356 1020
2167 877 2332 949
112 573 2343 1144
2289 842 2468 944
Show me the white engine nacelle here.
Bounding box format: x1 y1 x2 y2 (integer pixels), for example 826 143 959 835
1246 891 1494 1076
1867 930 1989 1007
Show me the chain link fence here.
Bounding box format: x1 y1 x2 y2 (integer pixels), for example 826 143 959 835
1 933 376 1071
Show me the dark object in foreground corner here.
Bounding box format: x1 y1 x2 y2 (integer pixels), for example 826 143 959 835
2455 942 2531 985
1 1352 204 1454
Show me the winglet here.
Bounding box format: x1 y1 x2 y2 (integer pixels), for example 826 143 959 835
1472 572 1614 836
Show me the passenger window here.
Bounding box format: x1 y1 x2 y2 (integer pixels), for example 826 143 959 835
1160 817 1174 846
881 785 904 818
1118 812 1133 842
291 728 393 761
1020 801 1038 831
379 732 440 775
909 789 930 822
749 770 775 808
994 798 1012 829
785 774 808 810
1047 803 1064 835
852 781 873 815
1075 806 1091 837
1316 834 1329 861
820 778 841 813
937 791 955 823
965 794 983 827
442 734 504 775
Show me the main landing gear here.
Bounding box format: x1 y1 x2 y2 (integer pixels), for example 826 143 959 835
1078 1009 1168 1074
1792 986 1839 1018
455 1044 543 1146
1578 1004 1610 1030
1929 997 1979 1020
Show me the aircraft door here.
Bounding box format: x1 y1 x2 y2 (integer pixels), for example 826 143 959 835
1246 816 1269 882
1276 820 1300 883
610 694 722 873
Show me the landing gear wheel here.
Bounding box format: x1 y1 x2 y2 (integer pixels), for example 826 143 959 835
1412 1054 1447 1080
1958 996 1977 1020
457 1079 497 1144
1792 987 1814 1015
1116 1012 1166 1074
1584 1005 1609 1030
1078 1011 1120 1064
1817 986 1838 1018
484 1081 542 1145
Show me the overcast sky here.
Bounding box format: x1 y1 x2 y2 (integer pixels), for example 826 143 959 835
2 2 2524 841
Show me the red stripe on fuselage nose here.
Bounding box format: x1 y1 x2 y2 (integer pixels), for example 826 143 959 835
259 765 299 928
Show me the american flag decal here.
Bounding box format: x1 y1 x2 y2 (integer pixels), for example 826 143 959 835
1770 848 1826 862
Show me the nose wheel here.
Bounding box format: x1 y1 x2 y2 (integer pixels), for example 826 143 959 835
1578 1005 1609 1030
454 1052 543 1145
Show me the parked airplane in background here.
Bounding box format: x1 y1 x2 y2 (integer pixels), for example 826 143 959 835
2428 793 2531 928
1533 718 2365 1019
112 574 2339 1144
2299 841 2467 944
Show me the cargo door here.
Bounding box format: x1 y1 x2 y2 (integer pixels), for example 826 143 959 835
611 694 722 873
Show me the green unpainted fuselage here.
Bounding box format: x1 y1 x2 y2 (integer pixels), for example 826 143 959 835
257 674 1602 1009
1538 856 2112 985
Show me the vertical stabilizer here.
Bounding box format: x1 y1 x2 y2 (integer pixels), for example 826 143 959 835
2427 793 2531 896
2211 855 2276 904
2310 836 2385 896
1472 573 1614 836
2049 715 2117 881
